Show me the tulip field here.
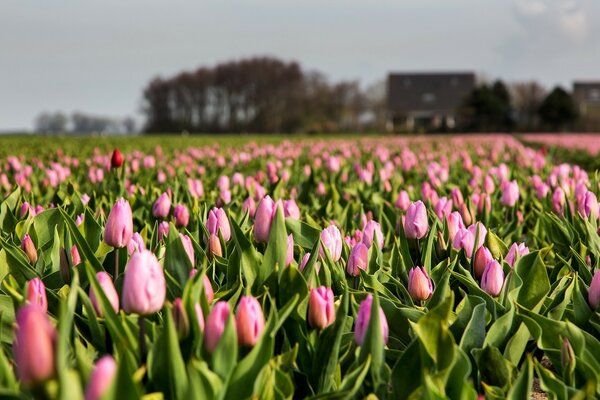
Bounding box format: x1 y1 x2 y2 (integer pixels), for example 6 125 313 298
3 133 600 399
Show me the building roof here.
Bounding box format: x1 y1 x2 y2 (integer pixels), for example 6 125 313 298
387 72 475 114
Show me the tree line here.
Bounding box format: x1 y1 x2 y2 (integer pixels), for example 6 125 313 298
34 112 136 135
141 57 385 134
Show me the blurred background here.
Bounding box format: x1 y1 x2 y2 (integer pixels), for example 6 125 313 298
1 0 599 135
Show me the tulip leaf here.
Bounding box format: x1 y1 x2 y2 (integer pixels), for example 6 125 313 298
210 312 239 381
261 205 288 285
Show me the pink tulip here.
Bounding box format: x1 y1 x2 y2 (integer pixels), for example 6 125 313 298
180 234 195 265
286 234 294 267
235 296 265 347
408 267 433 301
157 221 169 241
121 250 166 315
588 270 600 310
354 295 388 345
395 190 410 210
362 220 384 249
26 277 47 311
500 180 519 207
283 199 300 219
446 211 465 242
308 287 335 329
578 191 599 220
319 225 342 262
473 246 494 279
505 242 529 268
173 204 190 227
481 260 504 297
85 355 117 400
254 196 276 242
104 198 133 248
205 301 231 352
404 201 428 239
21 234 37 264
90 271 120 317
152 192 171 218
127 232 145 255
207 207 231 242
13 305 56 386
347 243 368 277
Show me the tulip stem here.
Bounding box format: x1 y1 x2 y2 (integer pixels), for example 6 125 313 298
114 248 119 283
139 316 147 364
415 239 421 265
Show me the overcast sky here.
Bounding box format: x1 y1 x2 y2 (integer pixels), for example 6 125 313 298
1 0 599 131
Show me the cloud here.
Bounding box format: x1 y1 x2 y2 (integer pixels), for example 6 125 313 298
512 0 590 43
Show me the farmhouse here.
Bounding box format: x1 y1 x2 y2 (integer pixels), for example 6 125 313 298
573 81 600 131
387 72 475 131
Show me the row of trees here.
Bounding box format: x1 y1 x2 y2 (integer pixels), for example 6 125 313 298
142 57 385 134
458 81 579 132
34 112 136 135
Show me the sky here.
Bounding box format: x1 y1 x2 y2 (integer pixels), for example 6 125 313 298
1 0 599 131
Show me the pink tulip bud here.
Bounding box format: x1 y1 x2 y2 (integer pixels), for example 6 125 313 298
308 287 335 329
483 175 495 194
242 197 256 218
180 234 195 265
286 234 294 267
283 199 300 219
481 260 504 297
319 225 342 262
578 191 599 220
395 190 410 210
71 245 82 265
408 267 433 301
104 198 133 248
404 201 428 239
552 187 566 215
354 295 388 345
254 196 276 242
451 188 464 207
21 234 37 264
477 193 492 215
209 233 222 258
173 204 190 228
157 221 169 241
433 197 453 220
362 220 384 249
121 250 166 315
207 207 231 242
205 301 231 353
446 211 465 242
127 232 145 255
459 202 473 226
588 270 600 310
19 202 32 218
152 192 171 218
85 355 117 400
453 228 475 258
500 180 519 207
90 272 119 317
235 296 265 347
474 246 494 279
172 298 190 338
505 242 529 268
13 304 56 386
347 243 368 277
194 303 205 332
26 277 47 311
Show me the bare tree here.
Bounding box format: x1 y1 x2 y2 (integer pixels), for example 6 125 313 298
511 81 546 131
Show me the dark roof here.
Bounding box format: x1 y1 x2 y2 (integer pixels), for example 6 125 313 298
573 81 600 104
387 72 475 114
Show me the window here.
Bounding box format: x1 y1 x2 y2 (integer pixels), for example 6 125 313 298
422 93 436 103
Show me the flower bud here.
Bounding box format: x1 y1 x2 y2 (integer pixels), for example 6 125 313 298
104 198 133 248
254 196 276 242
21 234 37 264
446 211 465 242
286 234 294 267
588 270 600 310
127 232 145 255
347 243 368 277
362 220 384 249
90 271 120 317
308 287 335 329
13 305 56 386
26 277 47 311
561 337 575 377
194 303 205 332
395 190 410 210
235 296 265 347
354 295 388 345
152 192 171 219
404 201 428 239
173 204 190 228
505 242 529 268
121 250 166 315
319 225 342 262
209 233 222 258
408 267 433 301
481 260 504 297
474 246 494 280
172 298 190 339
85 355 117 400
500 180 519 207
283 199 300 219
458 202 473 226
157 221 169 241
451 188 464 208
204 301 231 353
207 207 231 242
180 234 194 265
